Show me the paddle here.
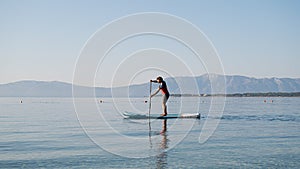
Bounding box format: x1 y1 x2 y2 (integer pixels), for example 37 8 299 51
148 80 153 148
148 80 152 116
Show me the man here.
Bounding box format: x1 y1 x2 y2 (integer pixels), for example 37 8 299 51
150 76 170 116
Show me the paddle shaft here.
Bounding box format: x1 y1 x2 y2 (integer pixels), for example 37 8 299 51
148 81 152 116
148 81 152 140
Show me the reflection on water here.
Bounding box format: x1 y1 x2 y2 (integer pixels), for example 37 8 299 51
151 119 169 169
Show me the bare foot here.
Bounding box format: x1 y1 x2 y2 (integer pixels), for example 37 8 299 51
160 113 167 116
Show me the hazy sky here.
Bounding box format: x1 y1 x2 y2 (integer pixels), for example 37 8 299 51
1 0 299 86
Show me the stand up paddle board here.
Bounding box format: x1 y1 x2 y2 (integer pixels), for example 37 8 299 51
123 111 200 119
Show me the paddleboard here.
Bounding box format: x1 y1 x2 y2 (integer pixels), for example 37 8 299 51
123 111 200 119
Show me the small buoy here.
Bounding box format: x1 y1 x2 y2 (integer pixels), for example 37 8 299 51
264 100 266 103
99 100 103 103
271 100 274 103
20 100 23 103
144 100 148 103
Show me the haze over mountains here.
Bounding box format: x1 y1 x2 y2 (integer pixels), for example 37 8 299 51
1 74 300 97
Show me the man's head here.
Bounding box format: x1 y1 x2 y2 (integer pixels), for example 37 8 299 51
156 76 163 82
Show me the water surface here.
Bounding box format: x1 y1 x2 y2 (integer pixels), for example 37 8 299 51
0 97 299 168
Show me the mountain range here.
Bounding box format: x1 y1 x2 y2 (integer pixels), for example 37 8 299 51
0 74 300 97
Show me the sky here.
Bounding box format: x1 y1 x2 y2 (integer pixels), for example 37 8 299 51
1 0 299 87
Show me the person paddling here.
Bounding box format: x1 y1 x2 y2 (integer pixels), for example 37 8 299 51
150 76 170 116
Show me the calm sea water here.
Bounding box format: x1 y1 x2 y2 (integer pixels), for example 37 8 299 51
0 97 299 168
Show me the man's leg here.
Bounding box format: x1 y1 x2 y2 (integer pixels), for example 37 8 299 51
161 95 168 116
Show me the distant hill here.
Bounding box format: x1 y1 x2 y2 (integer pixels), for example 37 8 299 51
0 74 300 97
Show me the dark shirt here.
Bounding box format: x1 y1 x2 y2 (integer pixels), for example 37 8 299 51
159 81 169 97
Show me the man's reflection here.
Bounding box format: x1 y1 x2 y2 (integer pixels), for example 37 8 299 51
156 119 169 168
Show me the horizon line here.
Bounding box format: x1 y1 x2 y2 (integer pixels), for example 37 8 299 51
1 73 300 88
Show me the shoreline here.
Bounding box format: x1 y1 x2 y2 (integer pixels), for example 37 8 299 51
171 92 300 97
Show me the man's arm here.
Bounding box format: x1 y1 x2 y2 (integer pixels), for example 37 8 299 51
150 80 158 83
151 88 160 98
